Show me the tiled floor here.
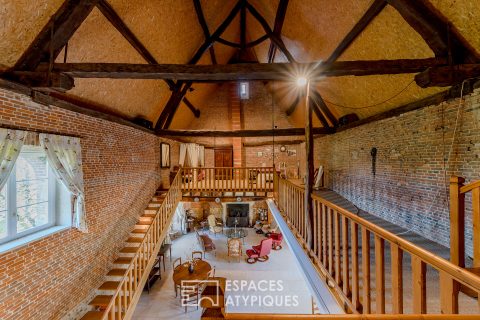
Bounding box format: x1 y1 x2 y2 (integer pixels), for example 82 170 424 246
132 229 314 319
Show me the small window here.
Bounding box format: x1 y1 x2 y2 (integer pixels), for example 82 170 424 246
0 146 57 244
239 82 249 100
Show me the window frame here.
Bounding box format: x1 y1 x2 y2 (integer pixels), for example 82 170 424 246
0 147 56 245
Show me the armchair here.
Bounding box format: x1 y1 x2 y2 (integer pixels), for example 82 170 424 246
246 238 273 264
207 214 223 237
269 232 283 250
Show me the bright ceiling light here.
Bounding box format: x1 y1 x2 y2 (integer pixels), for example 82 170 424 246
296 76 308 87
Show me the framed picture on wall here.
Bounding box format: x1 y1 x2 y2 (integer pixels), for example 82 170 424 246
160 143 170 168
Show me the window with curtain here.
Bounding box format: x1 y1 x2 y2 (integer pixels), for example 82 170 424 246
0 145 66 245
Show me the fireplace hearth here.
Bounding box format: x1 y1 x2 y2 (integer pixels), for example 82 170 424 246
226 204 249 227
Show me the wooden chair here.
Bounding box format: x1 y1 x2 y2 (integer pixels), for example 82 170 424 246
173 257 182 297
208 266 216 278
207 214 223 237
228 238 243 262
181 281 200 313
173 257 182 270
192 251 203 260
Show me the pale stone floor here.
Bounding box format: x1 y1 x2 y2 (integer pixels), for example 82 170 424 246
132 229 315 320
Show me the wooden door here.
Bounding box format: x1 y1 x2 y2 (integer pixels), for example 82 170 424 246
214 148 233 179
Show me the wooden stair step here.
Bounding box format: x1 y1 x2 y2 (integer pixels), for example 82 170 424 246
80 311 104 320
120 247 138 254
126 237 143 243
150 201 163 205
131 228 147 234
107 268 128 276
99 281 120 291
114 257 133 264
142 213 156 218
89 295 113 308
137 221 151 225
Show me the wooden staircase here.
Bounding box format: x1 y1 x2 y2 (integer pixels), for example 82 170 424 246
79 174 182 320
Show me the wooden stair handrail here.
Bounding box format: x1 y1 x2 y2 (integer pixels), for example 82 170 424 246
309 190 480 291
100 169 183 320
460 179 480 194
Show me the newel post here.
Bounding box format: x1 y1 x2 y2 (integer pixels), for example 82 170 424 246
449 176 465 268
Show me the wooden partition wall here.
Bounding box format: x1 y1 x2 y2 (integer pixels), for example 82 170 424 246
182 167 275 193
275 175 480 315
101 171 182 320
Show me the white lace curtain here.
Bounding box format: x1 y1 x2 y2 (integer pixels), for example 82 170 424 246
179 143 205 167
179 144 187 167
40 133 87 232
0 128 26 191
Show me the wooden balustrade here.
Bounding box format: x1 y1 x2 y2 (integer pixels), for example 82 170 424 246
450 176 480 302
101 170 183 320
181 167 274 193
225 315 480 319
275 175 480 315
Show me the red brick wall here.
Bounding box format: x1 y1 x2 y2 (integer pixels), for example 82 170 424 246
0 87 179 319
314 89 480 256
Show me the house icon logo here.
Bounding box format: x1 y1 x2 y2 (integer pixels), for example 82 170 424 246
181 279 222 307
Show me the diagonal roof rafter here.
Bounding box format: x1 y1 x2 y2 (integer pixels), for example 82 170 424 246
155 0 244 131
95 0 201 119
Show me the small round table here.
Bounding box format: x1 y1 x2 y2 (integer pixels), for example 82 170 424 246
173 260 212 286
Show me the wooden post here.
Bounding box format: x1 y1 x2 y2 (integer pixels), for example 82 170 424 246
449 176 465 267
472 187 480 268
304 81 314 249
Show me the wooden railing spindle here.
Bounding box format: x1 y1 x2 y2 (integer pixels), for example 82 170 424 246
374 235 385 314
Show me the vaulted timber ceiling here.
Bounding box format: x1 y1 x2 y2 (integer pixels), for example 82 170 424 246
1 0 480 133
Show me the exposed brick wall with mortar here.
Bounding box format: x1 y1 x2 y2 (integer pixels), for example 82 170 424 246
314 89 480 256
0 87 179 319
244 144 304 177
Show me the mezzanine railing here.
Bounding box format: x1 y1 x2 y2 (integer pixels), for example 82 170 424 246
181 167 275 194
275 175 480 316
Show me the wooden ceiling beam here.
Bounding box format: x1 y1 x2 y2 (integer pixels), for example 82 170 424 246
96 0 200 119
14 0 99 71
267 0 289 63
245 1 295 63
0 79 153 134
245 1 336 127
310 99 330 128
285 95 300 116
336 78 480 132
311 90 338 127
182 98 201 118
157 82 192 130
386 0 479 63
157 127 334 137
156 0 243 130
96 0 157 65
415 64 480 88
5 72 74 92
39 58 447 80
193 0 217 64
326 0 386 64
